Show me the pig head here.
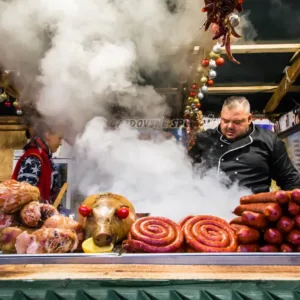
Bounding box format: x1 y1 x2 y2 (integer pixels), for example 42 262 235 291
78 193 136 247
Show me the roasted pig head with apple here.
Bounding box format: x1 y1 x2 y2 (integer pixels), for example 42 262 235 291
78 193 136 247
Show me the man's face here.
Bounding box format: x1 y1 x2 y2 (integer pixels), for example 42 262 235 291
220 106 252 140
44 132 63 153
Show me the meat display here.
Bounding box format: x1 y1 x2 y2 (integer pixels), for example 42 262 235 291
0 179 40 214
2 178 300 255
0 227 23 253
181 215 238 252
123 216 184 253
178 215 194 228
231 189 300 252
230 224 260 244
43 215 84 251
20 201 59 228
240 191 277 204
237 244 260 252
0 215 83 254
78 193 136 248
233 203 282 222
276 216 294 233
0 226 35 253
0 180 81 254
264 228 283 245
15 228 78 254
238 211 267 229
0 212 19 230
260 245 279 252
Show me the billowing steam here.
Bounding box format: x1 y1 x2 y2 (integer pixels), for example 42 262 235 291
0 0 255 221
236 11 258 44
0 0 211 131
72 117 250 222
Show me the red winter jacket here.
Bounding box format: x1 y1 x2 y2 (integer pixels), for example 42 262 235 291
11 137 53 203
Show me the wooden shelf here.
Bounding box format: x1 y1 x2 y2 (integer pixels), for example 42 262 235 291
1 264 300 281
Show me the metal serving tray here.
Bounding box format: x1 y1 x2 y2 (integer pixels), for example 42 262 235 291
1 252 300 265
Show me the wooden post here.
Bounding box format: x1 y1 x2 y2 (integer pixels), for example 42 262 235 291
221 43 300 54
0 117 26 182
264 54 300 113
207 85 300 94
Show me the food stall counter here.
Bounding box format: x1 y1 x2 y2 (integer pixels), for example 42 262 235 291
1 255 300 299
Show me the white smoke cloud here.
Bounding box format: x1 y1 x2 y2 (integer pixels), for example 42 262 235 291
0 0 254 222
236 11 258 44
0 0 209 132
72 117 250 222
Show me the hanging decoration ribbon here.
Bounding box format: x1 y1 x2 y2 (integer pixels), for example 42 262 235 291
284 67 292 90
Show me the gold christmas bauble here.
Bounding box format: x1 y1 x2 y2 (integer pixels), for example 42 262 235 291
200 76 208 83
1 92 8 101
197 66 203 73
209 51 220 60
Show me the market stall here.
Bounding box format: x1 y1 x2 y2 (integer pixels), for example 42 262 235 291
1 0 300 298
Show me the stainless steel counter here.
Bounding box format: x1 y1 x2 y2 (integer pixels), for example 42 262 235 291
1 252 300 265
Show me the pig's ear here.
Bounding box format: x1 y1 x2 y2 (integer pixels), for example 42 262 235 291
82 195 98 208
116 207 130 219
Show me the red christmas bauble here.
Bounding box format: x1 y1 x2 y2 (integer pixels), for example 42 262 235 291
191 83 199 89
4 101 12 108
201 59 209 67
216 57 225 66
189 91 196 97
207 79 214 86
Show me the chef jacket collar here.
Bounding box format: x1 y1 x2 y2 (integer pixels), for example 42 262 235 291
217 123 255 149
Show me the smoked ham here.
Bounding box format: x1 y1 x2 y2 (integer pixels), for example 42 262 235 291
15 228 78 254
0 179 40 214
43 215 84 250
20 202 59 228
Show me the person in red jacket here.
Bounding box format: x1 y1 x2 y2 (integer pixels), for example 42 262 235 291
12 121 63 204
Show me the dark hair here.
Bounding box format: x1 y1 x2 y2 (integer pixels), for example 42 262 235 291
21 105 60 139
33 119 56 139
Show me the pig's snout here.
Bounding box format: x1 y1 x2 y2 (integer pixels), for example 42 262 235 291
93 233 112 247
93 225 113 247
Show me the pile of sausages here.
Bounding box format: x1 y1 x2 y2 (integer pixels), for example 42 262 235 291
230 190 300 252
123 215 238 253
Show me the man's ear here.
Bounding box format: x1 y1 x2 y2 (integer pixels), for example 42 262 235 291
248 114 253 124
44 131 51 140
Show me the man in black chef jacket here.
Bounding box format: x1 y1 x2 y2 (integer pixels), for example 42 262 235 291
188 96 300 193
